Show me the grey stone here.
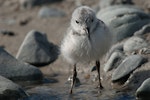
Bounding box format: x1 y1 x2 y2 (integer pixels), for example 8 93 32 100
38 7 65 18
104 50 125 72
123 36 148 53
99 0 133 9
105 42 124 61
16 30 59 66
0 75 27 99
0 48 43 81
134 24 150 35
97 5 150 42
112 55 146 82
136 78 150 100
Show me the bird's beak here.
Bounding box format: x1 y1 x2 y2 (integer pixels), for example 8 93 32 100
84 27 90 40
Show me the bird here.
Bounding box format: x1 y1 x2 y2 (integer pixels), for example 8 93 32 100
60 6 112 94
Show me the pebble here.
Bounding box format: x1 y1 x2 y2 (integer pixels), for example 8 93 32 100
123 36 148 53
19 17 31 26
0 29 15 36
38 7 66 18
134 24 150 35
16 30 59 66
67 76 81 87
136 78 150 100
112 55 146 83
105 42 124 61
104 50 125 72
0 47 43 82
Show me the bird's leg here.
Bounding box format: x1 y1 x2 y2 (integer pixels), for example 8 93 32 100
96 60 103 89
70 64 77 94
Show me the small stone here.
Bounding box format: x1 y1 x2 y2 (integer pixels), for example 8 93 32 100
38 7 66 18
16 30 59 66
123 36 148 53
42 78 58 84
0 47 43 82
91 66 96 72
136 78 150 100
84 74 90 79
104 50 125 72
0 29 15 36
134 24 150 35
112 55 146 83
105 42 124 61
67 76 81 87
19 17 31 26
0 75 27 99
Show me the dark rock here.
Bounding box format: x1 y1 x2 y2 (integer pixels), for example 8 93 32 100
104 50 125 72
123 36 148 53
0 29 15 36
0 48 43 82
0 75 27 100
19 17 31 26
67 76 81 87
16 30 59 66
112 55 146 83
19 0 63 9
97 5 150 42
38 7 66 18
99 0 133 9
134 24 150 35
91 66 97 72
136 78 150 100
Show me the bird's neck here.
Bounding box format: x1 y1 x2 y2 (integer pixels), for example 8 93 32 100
91 21 99 33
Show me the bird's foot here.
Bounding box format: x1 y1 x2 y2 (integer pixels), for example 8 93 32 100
96 85 104 94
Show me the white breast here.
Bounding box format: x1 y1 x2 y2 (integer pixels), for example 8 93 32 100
61 26 112 64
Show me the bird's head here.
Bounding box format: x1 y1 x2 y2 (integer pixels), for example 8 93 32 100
71 6 98 38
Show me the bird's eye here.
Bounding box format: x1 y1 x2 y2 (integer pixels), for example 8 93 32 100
76 20 79 24
91 19 94 22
